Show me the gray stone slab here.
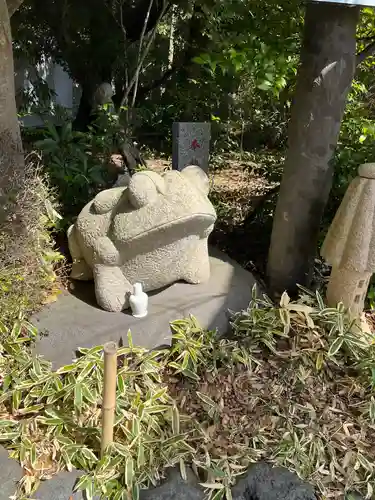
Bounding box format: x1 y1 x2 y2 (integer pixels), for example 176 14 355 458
232 462 316 500
172 122 211 173
31 470 87 500
140 468 204 500
32 248 256 369
0 446 23 500
31 467 202 500
27 461 318 500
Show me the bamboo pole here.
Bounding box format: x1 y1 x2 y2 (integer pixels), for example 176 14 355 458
101 341 118 457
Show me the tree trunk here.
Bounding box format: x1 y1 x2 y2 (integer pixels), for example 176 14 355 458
0 0 24 202
72 84 95 132
266 3 359 297
6 0 23 17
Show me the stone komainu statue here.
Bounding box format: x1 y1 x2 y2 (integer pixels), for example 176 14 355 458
67 165 217 312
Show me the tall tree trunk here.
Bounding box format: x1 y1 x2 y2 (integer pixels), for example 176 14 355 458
72 84 95 132
0 0 24 205
266 3 360 297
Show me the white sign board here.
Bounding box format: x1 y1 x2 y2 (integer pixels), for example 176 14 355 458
314 0 375 5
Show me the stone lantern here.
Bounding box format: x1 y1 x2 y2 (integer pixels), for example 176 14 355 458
321 163 375 318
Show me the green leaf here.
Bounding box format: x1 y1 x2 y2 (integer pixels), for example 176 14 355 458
132 483 140 500
181 369 200 381
205 465 227 478
117 374 125 394
131 416 140 437
57 363 77 374
0 432 20 441
257 81 272 91
124 457 134 487
137 443 145 468
192 56 207 65
0 420 18 428
74 383 83 411
359 134 367 143
30 443 37 468
11 320 22 338
328 336 344 357
81 383 98 405
85 479 95 500
18 404 45 415
61 449 73 471
81 447 98 463
35 138 58 151
163 434 186 448
12 390 21 411
112 442 130 457
369 396 375 423
77 361 95 382
127 330 133 349
200 482 225 490
180 458 187 481
144 405 170 414
316 291 325 310
196 392 216 408
209 489 225 500
172 405 180 435
137 403 145 420
279 291 290 307
150 387 168 402
38 417 63 426
113 492 123 500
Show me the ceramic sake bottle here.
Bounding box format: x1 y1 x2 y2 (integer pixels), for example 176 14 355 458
129 282 148 318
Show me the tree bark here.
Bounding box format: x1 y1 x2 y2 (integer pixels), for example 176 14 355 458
72 84 96 132
266 3 360 297
6 0 23 17
0 0 24 200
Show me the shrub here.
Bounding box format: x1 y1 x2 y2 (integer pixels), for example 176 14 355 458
0 158 64 325
34 121 113 228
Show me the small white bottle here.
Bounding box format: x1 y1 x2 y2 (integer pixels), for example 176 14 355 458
129 282 148 318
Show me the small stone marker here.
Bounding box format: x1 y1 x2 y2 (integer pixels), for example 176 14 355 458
172 122 211 173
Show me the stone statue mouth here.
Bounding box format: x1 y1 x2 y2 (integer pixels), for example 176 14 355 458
114 212 217 245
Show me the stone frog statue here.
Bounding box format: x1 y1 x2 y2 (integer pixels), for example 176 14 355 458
67 165 217 312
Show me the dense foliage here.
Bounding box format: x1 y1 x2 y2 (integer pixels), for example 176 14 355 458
32 113 119 226
12 1 375 196
11 0 375 294
0 160 63 325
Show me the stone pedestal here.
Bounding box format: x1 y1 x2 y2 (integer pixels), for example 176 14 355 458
32 248 257 369
172 122 211 173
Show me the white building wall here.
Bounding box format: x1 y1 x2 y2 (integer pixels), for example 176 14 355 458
14 56 79 128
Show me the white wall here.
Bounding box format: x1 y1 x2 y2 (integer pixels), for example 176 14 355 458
14 56 80 128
